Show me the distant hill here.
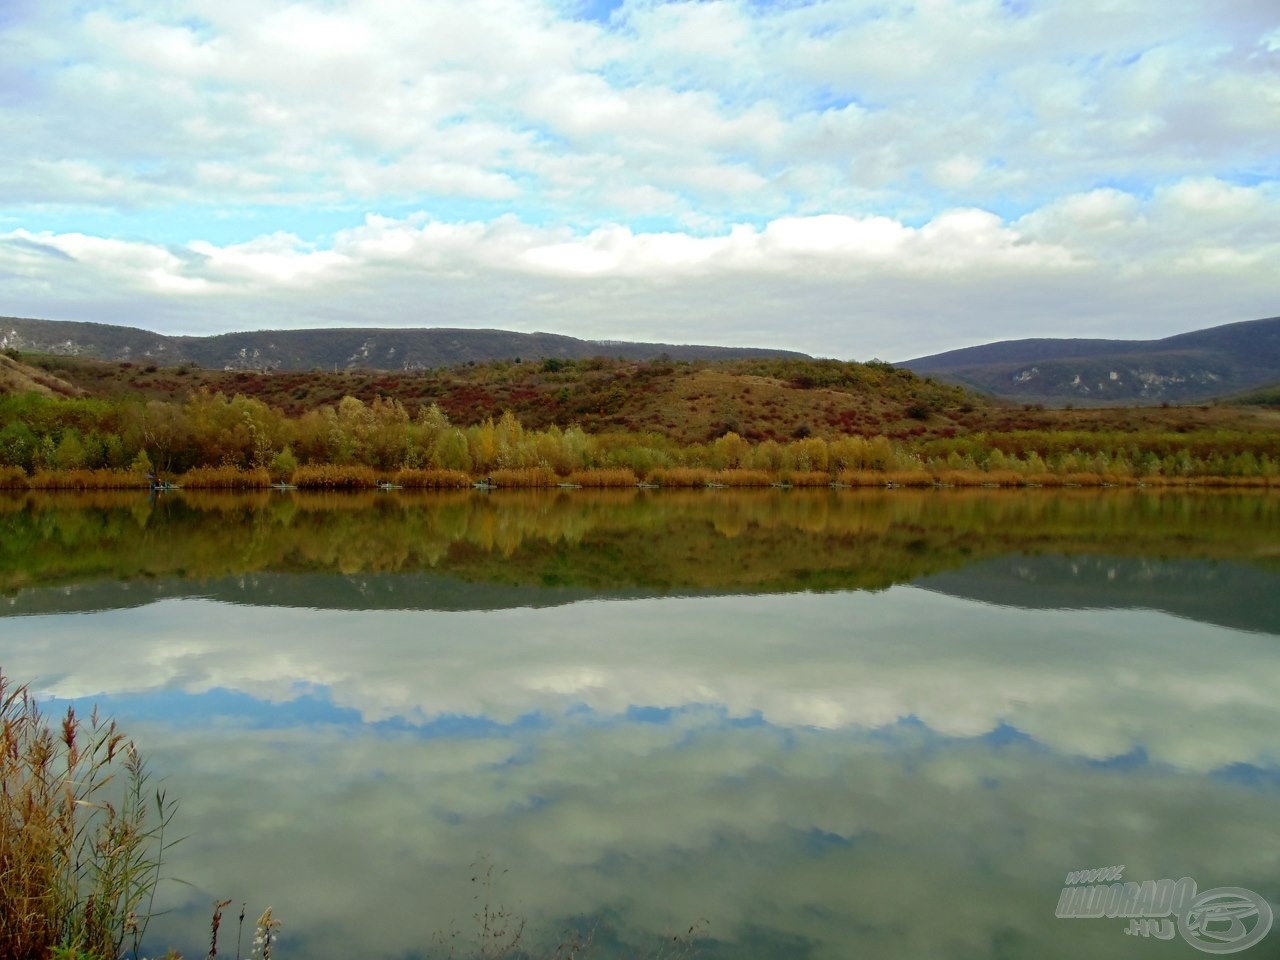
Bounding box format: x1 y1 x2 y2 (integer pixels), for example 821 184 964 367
0 317 809 371
901 315 1280 405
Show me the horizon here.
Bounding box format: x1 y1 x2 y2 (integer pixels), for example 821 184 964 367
6 311 1278 366
1 2 1276 360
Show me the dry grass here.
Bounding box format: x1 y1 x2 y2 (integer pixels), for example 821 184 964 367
646 467 712 488
291 464 379 489
707 469 774 487
565 468 638 487
0 467 27 490
26 469 150 491
391 468 472 489
835 469 890 487
488 467 559 488
180 466 271 489
0 670 177 960
778 470 832 487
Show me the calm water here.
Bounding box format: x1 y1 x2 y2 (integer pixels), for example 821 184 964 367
1 489 1278 959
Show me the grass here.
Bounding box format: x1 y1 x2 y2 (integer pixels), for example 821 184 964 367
0 671 178 960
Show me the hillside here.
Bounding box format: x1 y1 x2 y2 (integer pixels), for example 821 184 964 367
13 349 1280 452
0 317 809 371
901 315 1280 405
13 352 982 445
0 353 84 398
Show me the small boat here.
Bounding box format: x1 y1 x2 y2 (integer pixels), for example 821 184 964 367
271 482 298 491
376 481 403 491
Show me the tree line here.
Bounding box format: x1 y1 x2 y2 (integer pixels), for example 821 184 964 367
2 388 1279 485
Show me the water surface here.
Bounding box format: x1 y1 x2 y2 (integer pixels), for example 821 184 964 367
2 489 1277 958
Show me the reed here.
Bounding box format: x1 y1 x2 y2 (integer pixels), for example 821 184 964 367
26 469 149 491
646 467 711 488
565 468 638 487
391 468 472 489
778 470 832 487
180 466 272 489
708 469 774 488
0 466 28 490
488 467 558 488
291 464 379 489
1059 471 1106 486
0 670 178 960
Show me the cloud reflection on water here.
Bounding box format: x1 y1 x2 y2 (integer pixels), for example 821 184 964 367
4 577 1279 958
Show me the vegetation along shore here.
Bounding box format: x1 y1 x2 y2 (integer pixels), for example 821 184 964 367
2 350 1278 491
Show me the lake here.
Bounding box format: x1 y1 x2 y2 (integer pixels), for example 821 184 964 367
2 488 1278 959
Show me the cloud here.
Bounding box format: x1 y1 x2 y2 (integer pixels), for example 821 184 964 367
0 1 1276 354
1 176 1275 356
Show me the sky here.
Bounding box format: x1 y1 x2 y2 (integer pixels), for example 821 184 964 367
0 0 1277 361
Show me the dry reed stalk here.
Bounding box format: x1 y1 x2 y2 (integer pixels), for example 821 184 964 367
291 464 379 489
646 467 711 488
564 468 638 488
0 670 178 960
391 468 472 489
488 467 558 488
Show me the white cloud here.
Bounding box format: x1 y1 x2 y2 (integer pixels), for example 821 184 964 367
0 1 1275 353
5 175 1276 356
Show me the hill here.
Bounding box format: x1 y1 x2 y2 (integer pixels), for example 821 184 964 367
13 352 982 445
901 315 1280 405
0 353 84 398
0 317 809 371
